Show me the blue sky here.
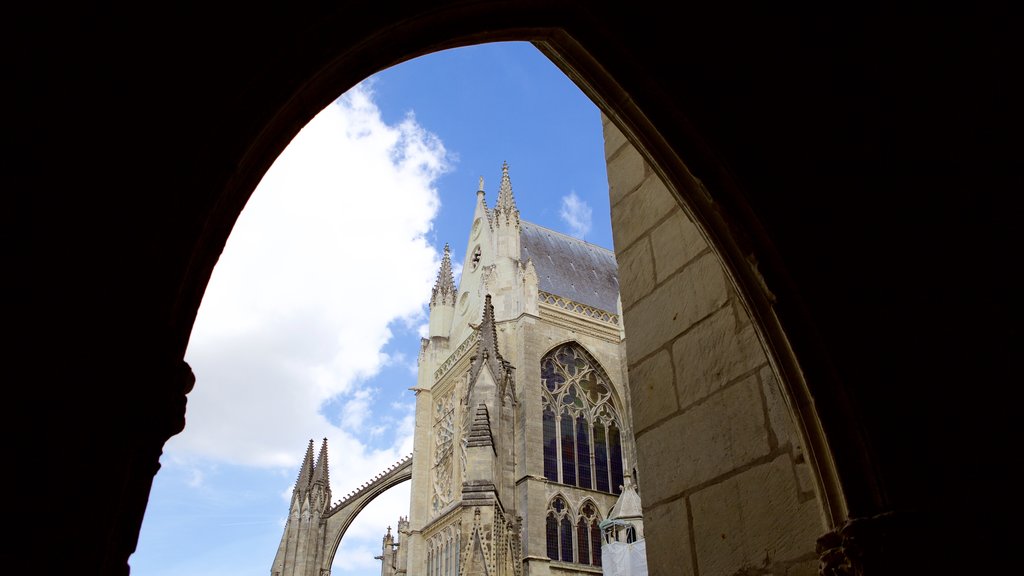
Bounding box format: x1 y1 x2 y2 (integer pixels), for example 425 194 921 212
130 41 613 576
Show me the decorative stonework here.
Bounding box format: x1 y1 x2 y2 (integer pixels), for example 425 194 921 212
432 389 456 516
541 344 625 494
435 332 479 382
326 453 412 514
426 520 462 576
539 290 619 325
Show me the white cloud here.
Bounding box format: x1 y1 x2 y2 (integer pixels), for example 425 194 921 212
161 81 446 574
160 79 444 573
175 81 447 466
559 190 593 239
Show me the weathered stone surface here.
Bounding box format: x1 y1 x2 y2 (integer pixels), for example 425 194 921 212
635 376 770 503
602 114 629 167
689 454 824 576
761 365 795 450
611 173 677 251
617 237 655 308
624 253 728 361
650 210 708 283
606 142 648 209
644 497 695 576
795 456 816 496
673 305 767 410
627 350 677 434
785 558 820 576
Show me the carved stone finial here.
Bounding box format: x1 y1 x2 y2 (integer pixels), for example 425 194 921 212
478 176 484 191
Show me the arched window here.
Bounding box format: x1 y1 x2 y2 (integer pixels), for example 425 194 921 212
545 496 571 562
545 496 604 566
577 501 602 567
541 343 624 494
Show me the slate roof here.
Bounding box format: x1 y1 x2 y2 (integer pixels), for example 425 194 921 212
520 221 620 313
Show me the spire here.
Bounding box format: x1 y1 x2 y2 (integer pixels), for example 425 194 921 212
294 439 315 494
312 437 330 488
478 294 501 365
468 294 513 389
492 161 520 228
430 243 457 308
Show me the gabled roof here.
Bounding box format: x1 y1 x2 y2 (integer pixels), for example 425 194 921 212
608 475 643 521
520 221 619 313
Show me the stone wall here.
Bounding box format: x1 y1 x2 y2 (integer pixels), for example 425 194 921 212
604 115 824 576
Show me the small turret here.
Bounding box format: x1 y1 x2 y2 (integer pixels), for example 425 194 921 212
428 244 457 339
430 244 457 309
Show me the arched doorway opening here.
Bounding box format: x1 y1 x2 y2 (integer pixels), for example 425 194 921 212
154 29 845 576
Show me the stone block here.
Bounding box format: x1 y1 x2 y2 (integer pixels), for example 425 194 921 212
635 376 770 504
650 209 708 283
795 458 816 496
761 365 794 450
618 237 655 308
673 305 767 410
623 253 728 361
606 143 648 208
611 172 677 250
627 350 677 434
644 497 694 576
689 454 825 576
602 116 629 166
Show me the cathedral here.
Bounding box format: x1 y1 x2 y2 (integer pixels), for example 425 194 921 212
272 163 647 576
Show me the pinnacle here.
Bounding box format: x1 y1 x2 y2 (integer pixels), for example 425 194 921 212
430 243 457 308
494 161 520 227
479 295 499 359
468 294 507 388
312 437 330 488
294 439 315 494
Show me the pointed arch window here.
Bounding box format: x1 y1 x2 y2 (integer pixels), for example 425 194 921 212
577 501 602 567
541 343 624 494
545 496 604 566
545 496 569 561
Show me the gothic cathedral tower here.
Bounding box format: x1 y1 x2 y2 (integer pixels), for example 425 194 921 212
404 163 639 576
272 163 643 576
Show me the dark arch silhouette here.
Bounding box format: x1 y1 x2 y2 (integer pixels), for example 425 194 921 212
38 3 1013 574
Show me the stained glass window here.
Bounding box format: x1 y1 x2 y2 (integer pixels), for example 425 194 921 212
546 515 559 560
540 343 624 495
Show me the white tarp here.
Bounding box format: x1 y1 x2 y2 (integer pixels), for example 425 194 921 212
601 539 648 576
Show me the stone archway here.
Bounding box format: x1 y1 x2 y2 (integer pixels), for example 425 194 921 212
179 21 845 576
